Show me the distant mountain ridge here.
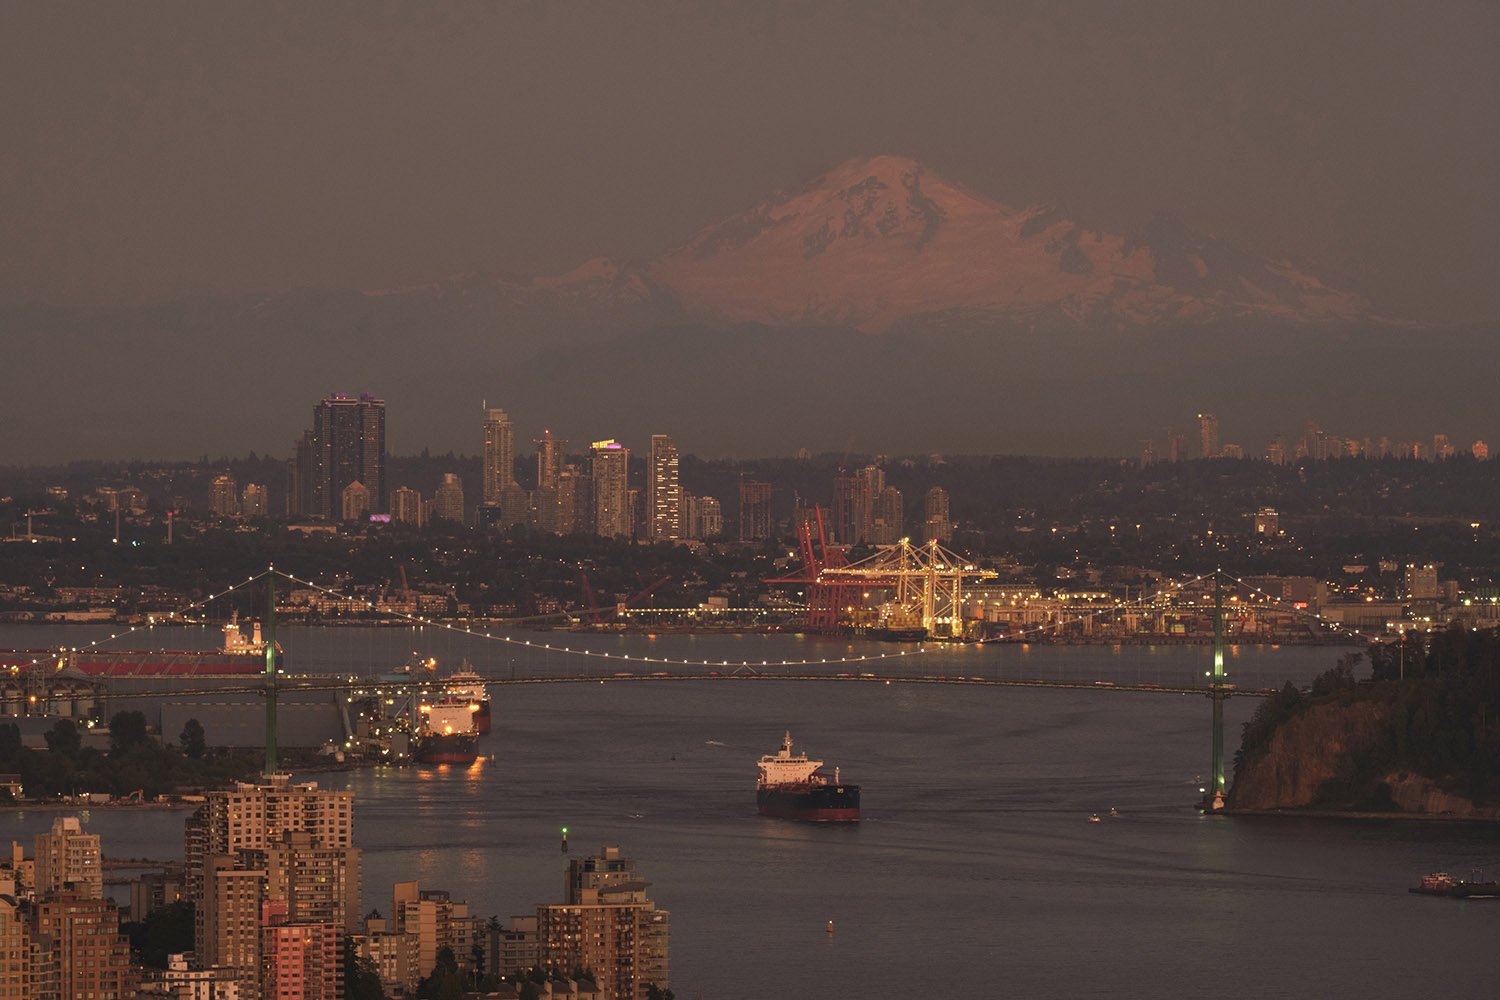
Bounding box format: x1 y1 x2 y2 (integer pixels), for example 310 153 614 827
615 154 1373 331
366 153 1384 333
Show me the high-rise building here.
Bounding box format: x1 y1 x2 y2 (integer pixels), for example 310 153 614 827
1434 434 1456 460
854 465 885 543
536 431 563 494
647 435 681 542
738 479 772 542
591 441 631 538
0 893 30 1000
1474 440 1490 461
259 901 340 1000
537 846 668 1000
185 776 354 904
482 408 516 505
241 831 360 934
1266 437 1287 465
287 432 316 517
210 474 239 518
391 487 423 527
340 481 370 522
392 883 475 980
28 890 134 1000
1197 413 1220 459
241 484 267 518
311 394 386 518
432 474 465 524
871 486 903 545
34 816 102 899
922 487 952 544
832 474 865 544
198 858 265 1000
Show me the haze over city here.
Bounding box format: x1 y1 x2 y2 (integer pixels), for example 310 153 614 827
2 2 1497 463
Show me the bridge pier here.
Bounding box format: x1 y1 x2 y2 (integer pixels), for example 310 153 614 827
1203 569 1229 812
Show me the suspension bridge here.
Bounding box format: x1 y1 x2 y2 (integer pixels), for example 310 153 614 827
2 565 1375 811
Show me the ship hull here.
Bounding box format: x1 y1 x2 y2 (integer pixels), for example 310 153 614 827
758 784 860 822
0 650 265 677
472 701 492 734
412 732 479 766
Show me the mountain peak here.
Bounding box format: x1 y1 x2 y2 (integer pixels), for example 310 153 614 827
642 157 1377 331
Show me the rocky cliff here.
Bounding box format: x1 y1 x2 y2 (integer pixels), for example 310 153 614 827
1227 696 1500 818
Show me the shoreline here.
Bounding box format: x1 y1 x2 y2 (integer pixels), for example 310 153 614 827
1227 806 1500 824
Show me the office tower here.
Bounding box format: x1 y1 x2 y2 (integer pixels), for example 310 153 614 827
241 484 267 517
340 481 370 522
1474 440 1490 460
738 479 772 542
1434 434 1455 460
391 486 423 527
210 474 240 517
28 891 134 1000
647 434 682 542
1266 437 1286 465
482 408 515 504
432 474 465 523
538 846 669 1000
1167 433 1186 463
287 431 316 517
34 816 102 899
1197 412 1220 459
312 393 386 518
871 486 903 544
922 486 952 544
591 440 631 538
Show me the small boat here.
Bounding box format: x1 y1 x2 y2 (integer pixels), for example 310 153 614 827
1409 872 1500 898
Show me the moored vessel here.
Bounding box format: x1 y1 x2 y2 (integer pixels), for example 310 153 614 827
0 614 271 677
442 664 491 733
756 732 860 822
412 695 480 765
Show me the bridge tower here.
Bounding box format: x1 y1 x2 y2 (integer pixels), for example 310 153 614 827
262 570 279 777
1204 569 1230 811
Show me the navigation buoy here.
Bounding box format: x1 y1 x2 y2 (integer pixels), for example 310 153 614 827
560 826 569 853
826 920 835 935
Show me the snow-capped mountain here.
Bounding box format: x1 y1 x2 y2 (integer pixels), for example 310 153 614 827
642 154 1374 331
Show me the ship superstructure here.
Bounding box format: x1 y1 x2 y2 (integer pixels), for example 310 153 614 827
442 665 491 733
412 695 480 765
756 732 860 822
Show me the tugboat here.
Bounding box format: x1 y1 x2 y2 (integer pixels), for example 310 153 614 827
1409 872 1500 898
411 695 480 765
756 732 860 822
442 663 491 733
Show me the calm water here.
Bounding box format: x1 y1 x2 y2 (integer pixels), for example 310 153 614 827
4 627 1497 998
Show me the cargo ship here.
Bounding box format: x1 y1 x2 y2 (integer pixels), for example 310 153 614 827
0 615 271 677
442 664 491 733
1409 872 1500 899
411 695 480 765
756 732 860 822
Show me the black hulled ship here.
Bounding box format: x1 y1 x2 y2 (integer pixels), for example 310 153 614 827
756 732 860 822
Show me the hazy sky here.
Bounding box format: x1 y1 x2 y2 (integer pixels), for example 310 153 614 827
3 1 1497 324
